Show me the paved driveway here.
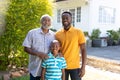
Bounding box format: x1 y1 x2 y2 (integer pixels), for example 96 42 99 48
86 46 120 62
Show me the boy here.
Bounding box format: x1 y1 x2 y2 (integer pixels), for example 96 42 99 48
41 40 66 80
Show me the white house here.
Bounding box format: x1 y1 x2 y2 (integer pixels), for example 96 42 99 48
52 0 120 36
0 0 8 35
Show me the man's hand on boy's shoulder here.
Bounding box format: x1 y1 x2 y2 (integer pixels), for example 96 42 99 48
59 53 63 57
36 52 49 59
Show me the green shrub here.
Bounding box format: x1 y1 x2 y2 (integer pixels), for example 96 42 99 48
0 0 53 70
107 30 119 45
117 28 120 39
107 30 119 40
90 29 101 40
10 75 29 80
84 31 89 37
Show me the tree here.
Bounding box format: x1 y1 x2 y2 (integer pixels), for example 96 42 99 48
0 0 53 70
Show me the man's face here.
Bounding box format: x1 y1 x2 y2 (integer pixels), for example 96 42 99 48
62 13 72 30
41 17 51 29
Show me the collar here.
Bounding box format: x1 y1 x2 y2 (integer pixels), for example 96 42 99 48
62 25 74 32
39 27 52 35
48 52 60 58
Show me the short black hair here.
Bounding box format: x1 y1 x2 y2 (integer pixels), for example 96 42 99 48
62 11 72 17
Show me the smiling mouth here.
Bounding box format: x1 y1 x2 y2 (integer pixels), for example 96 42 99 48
63 22 68 25
63 21 68 24
53 49 57 51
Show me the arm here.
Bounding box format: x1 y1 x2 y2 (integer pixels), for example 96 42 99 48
61 58 66 80
41 67 46 80
24 47 49 59
79 43 87 77
61 69 65 80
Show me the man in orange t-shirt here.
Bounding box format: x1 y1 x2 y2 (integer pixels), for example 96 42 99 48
55 11 87 80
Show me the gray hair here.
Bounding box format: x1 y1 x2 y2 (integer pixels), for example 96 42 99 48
40 14 52 23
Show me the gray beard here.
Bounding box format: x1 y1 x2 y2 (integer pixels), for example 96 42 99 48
42 26 51 29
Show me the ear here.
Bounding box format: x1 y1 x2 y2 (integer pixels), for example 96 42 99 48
58 47 61 53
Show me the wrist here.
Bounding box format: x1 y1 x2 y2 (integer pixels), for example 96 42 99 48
81 65 85 69
35 52 39 57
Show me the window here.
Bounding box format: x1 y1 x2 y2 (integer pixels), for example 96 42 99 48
77 7 81 22
99 6 116 24
69 9 75 26
57 9 61 23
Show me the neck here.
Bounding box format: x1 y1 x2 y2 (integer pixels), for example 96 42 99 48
64 26 71 31
54 54 58 58
52 53 58 57
41 27 49 34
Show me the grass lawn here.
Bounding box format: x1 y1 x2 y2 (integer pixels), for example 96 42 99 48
10 75 29 80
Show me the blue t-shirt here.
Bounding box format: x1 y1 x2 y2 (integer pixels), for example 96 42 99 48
41 52 67 80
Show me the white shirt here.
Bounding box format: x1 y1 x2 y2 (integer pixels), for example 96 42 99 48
22 28 55 77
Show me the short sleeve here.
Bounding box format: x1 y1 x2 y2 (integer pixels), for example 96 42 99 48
41 60 47 68
22 31 33 48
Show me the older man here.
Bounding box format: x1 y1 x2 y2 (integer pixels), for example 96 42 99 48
23 14 55 80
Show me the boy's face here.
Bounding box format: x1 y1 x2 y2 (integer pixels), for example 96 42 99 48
50 42 60 56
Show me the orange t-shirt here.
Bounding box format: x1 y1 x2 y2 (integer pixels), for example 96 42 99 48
55 26 86 69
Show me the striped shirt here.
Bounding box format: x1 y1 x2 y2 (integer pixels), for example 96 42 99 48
22 28 55 77
42 52 66 80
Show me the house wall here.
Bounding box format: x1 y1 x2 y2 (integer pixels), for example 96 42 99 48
79 4 89 32
52 8 62 30
89 0 120 34
53 0 120 36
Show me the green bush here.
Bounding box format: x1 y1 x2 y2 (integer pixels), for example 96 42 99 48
90 29 101 40
0 0 53 70
117 28 120 39
10 75 29 80
107 30 119 40
107 30 119 45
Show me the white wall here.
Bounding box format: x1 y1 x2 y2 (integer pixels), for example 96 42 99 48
76 4 89 32
53 0 120 35
89 0 120 34
52 7 62 30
